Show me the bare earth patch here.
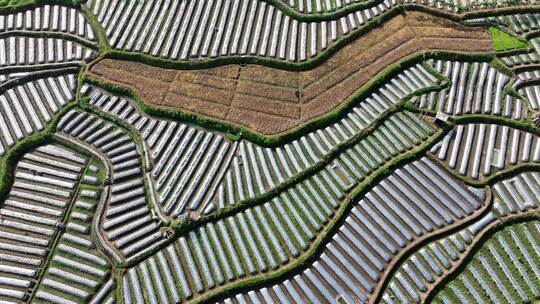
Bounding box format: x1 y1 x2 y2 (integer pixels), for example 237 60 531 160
90 11 493 135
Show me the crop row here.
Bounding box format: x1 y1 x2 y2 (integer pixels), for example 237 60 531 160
431 123 540 179
0 5 96 43
0 144 87 303
57 110 166 261
518 84 540 110
382 170 540 303
416 60 519 119
85 0 395 61
499 50 539 68
0 74 77 157
433 221 540 304
0 36 94 67
515 66 540 84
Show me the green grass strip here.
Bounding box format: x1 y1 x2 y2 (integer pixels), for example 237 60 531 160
490 27 529 52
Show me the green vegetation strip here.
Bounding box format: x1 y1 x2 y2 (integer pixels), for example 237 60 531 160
0 30 99 50
490 27 529 51
80 4 110 51
0 0 79 13
428 215 540 303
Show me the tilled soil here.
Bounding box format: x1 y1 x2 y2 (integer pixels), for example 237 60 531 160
90 11 493 135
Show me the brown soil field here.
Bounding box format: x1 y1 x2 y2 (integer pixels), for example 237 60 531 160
90 11 493 135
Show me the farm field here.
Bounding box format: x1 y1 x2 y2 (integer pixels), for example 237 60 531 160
0 0 539 304
88 10 492 135
489 27 528 52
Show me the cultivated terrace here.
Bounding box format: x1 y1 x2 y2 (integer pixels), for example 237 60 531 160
0 0 538 303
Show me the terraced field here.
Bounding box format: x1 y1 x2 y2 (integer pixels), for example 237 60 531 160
0 0 539 304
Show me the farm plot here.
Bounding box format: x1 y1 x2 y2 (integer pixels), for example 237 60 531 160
430 123 540 180
82 62 436 216
31 159 111 304
415 60 524 118
381 170 540 304
85 0 396 62
119 111 438 304
0 4 96 43
89 59 438 136
56 109 166 261
88 10 492 135
0 74 77 157
0 144 87 304
0 36 94 69
499 50 539 68
432 221 540 304
217 157 486 304
514 65 540 83
489 27 528 51
518 84 540 111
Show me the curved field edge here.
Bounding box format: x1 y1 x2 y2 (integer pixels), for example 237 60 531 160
367 186 494 304
0 101 79 203
426 214 540 303
0 98 117 207
82 76 448 243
